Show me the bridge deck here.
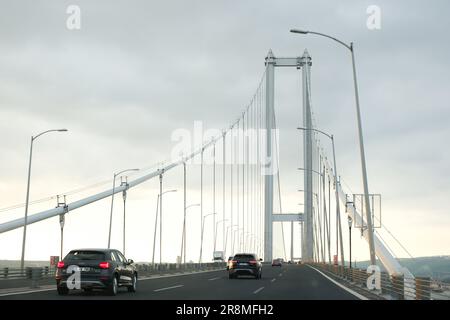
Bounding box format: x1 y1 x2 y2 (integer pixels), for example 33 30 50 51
0 264 364 300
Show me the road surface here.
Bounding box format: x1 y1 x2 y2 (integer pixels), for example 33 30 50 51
0 264 361 300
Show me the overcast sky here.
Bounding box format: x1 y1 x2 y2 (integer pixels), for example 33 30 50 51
0 0 449 264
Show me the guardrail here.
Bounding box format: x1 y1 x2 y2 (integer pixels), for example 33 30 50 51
1 266 54 280
0 262 227 289
134 262 227 276
310 263 450 300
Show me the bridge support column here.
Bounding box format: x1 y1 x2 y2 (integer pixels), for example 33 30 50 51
302 50 314 262
264 50 275 262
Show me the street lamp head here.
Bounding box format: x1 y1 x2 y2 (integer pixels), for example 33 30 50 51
290 29 309 34
348 216 353 228
58 129 68 132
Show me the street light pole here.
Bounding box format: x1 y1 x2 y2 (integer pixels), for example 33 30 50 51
152 188 177 266
291 28 376 266
224 224 237 257
181 203 200 264
214 219 228 252
108 168 139 249
200 212 216 263
347 216 353 279
122 186 127 256
297 127 345 266
20 128 68 270
159 173 163 265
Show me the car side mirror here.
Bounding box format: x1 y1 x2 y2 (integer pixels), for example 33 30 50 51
128 259 134 264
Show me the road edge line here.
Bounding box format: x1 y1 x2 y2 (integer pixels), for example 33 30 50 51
0 269 225 297
0 287 54 297
307 265 368 300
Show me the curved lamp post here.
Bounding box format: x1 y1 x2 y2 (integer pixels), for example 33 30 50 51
181 203 200 264
21 128 68 270
152 189 177 266
107 168 139 249
199 212 216 263
290 29 376 266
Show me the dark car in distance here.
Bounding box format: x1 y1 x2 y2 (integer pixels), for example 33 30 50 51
272 258 282 267
228 253 262 279
55 248 137 296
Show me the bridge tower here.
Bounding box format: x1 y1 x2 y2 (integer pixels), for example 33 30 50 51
263 50 313 262
301 50 314 262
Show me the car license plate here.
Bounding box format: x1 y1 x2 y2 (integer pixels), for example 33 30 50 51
80 267 91 272
239 263 248 266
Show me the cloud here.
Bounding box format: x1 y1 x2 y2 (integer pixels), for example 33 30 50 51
0 0 449 261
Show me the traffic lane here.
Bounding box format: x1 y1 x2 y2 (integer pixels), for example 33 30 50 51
0 269 228 300
257 264 359 300
0 264 361 300
0 266 282 300
150 266 281 300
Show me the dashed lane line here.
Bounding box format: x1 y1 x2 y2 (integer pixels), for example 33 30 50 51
153 285 184 292
253 287 265 294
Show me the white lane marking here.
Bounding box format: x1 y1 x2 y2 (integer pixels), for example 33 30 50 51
208 277 220 281
153 284 184 292
253 286 265 294
271 278 276 283
0 287 54 297
307 265 368 300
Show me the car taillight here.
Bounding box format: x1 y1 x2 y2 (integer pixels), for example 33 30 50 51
99 262 110 269
249 260 257 264
57 261 65 268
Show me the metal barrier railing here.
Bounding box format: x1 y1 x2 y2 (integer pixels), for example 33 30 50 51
310 262 450 300
1 266 54 280
0 262 226 281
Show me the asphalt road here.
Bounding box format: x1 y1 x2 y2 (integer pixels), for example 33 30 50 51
0 264 361 300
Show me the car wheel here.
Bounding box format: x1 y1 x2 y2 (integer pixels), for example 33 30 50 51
128 274 137 293
108 275 118 296
57 285 69 295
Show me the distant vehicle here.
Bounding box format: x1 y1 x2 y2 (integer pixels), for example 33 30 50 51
213 251 225 262
272 259 282 267
228 253 262 279
55 248 137 296
226 256 234 270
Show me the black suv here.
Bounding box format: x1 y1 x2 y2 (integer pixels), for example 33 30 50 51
228 253 262 279
55 248 137 295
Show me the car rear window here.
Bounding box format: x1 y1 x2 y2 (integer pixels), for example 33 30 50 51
65 251 105 261
234 254 255 261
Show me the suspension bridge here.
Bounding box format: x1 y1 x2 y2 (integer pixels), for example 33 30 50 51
0 43 440 300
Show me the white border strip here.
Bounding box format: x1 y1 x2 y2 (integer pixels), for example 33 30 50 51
0 287 54 297
307 265 368 300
